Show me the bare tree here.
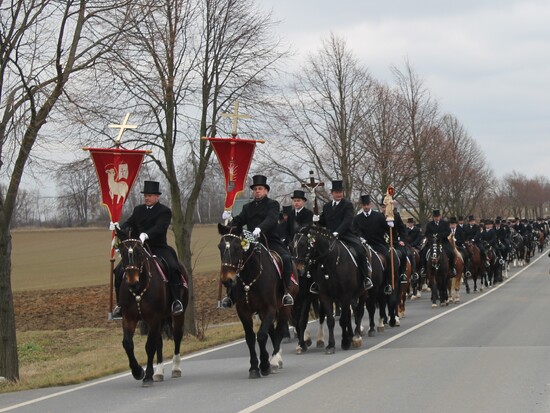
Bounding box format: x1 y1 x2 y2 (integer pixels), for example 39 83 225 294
0 0 134 382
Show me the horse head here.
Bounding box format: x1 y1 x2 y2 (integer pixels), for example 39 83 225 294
217 223 259 288
115 228 150 289
429 235 442 270
290 226 314 272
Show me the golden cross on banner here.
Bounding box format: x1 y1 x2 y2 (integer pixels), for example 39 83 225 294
109 113 138 144
221 100 251 137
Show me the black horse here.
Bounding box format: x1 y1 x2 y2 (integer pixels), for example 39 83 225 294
361 245 387 336
115 230 188 386
424 235 450 307
292 225 365 354
218 224 298 378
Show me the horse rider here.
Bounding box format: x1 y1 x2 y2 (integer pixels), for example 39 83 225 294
313 180 373 292
421 209 456 276
278 205 292 247
449 215 467 259
406 217 423 250
378 200 409 284
286 189 314 243
465 215 487 266
352 194 393 293
111 180 184 319
221 174 294 308
481 220 502 263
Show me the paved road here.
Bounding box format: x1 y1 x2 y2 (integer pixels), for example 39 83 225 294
2 251 550 413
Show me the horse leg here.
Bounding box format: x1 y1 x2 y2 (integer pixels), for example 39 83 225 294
366 295 376 337
257 312 275 376
122 321 145 382
270 308 290 372
339 299 353 350
295 296 311 354
143 326 161 387
321 297 336 354
238 312 260 379
352 293 365 347
171 315 184 378
153 330 164 382
430 276 438 308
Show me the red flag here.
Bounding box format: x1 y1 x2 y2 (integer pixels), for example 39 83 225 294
205 137 262 209
86 147 148 223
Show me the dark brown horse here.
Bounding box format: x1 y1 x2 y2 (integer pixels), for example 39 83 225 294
463 241 483 293
424 236 450 307
218 224 298 378
115 231 188 386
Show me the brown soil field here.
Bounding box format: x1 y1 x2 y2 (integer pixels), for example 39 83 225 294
14 273 239 332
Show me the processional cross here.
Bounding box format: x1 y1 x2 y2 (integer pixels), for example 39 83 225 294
109 113 138 144
302 170 324 215
221 100 251 137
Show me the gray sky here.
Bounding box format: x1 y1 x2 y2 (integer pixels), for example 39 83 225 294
262 0 550 179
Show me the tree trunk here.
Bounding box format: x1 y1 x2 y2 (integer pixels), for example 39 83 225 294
0 224 19 381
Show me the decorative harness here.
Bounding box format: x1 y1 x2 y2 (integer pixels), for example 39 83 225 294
120 239 154 316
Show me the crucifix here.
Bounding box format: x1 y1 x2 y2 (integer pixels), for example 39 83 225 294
109 113 138 144
221 100 251 137
302 170 324 215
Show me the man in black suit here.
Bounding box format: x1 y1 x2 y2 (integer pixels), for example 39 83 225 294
222 175 294 307
422 209 456 276
406 217 423 249
352 194 392 293
111 180 184 319
316 180 373 291
286 189 313 243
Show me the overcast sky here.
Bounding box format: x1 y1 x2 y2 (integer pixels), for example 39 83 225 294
262 0 550 180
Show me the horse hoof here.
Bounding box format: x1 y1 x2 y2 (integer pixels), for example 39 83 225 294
261 368 271 377
325 347 335 355
249 370 261 379
368 330 376 337
352 336 362 348
394 317 400 326
316 340 324 349
171 369 182 378
153 374 164 382
431 303 438 308
142 378 154 387
133 368 145 381
305 338 313 347
376 326 384 333
296 345 307 354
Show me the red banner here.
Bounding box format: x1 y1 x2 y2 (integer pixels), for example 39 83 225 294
86 147 148 222
205 137 261 209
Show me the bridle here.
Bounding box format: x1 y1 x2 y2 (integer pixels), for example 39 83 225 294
120 238 153 315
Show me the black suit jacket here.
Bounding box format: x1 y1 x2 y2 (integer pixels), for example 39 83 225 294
352 210 388 250
406 226 423 248
287 207 314 241
319 199 354 236
122 202 171 248
425 219 451 244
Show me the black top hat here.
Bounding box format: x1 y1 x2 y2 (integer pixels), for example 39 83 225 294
331 180 343 191
458 216 464 221
291 190 307 201
495 219 501 224
449 216 457 224
407 217 414 223
468 215 475 221
432 209 441 217
282 205 292 214
360 194 371 205
141 180 161 195
496 216 502 220
486 219 494 225
250 175 270 191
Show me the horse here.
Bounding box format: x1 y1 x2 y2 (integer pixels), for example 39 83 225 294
290 232 327 354
424 235 450 308
292 225 365 354
408 246 423 300
483 243 503 287
218 224 298 378
463 241 483 293
115 231 188 386
359 245 386 336
447 235 464 304
510 231 525 267
537 230 545 253
398 253 413 318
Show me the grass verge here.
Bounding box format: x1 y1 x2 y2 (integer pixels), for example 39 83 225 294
0 324 243 394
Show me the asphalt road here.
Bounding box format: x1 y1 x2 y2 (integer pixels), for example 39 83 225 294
2 250 550 413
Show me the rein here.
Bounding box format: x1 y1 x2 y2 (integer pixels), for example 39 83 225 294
121 239 154 317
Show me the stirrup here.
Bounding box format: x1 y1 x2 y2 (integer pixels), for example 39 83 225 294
171 300 184 316
111 305 122 320
411 272 419 281
220 296 233 309
309 282 320 294
363 277 373 290
499 258 505 265
384 284 393 295
465 271 472 278
400 273 408 284
282 293 294 306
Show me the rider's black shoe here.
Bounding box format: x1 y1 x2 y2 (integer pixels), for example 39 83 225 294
220 295 233 309
309 282 320 294
363 277 373 290
112 305 122 320
172 300 184 316
282 293 294 306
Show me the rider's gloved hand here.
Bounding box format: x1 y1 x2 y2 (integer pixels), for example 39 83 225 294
109 222 120 231
139 233 149 243
252 227 261 238
387 221 395 228
222 210 232 221
312 214 320 223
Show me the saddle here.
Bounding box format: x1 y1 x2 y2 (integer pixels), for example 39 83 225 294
151 255 188 289
268 250 298 285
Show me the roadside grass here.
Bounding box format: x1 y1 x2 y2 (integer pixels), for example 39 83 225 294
1 324 243 393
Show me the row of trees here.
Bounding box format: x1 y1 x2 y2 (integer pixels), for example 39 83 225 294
2 1 550 382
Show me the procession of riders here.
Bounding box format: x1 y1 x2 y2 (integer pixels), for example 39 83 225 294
222 175 549 309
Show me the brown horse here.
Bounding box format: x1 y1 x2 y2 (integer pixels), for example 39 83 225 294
424 236 450 307
398 254 412 318
218 224 298 378
447 235 464 303
463 241 483 293
115 231 188 386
